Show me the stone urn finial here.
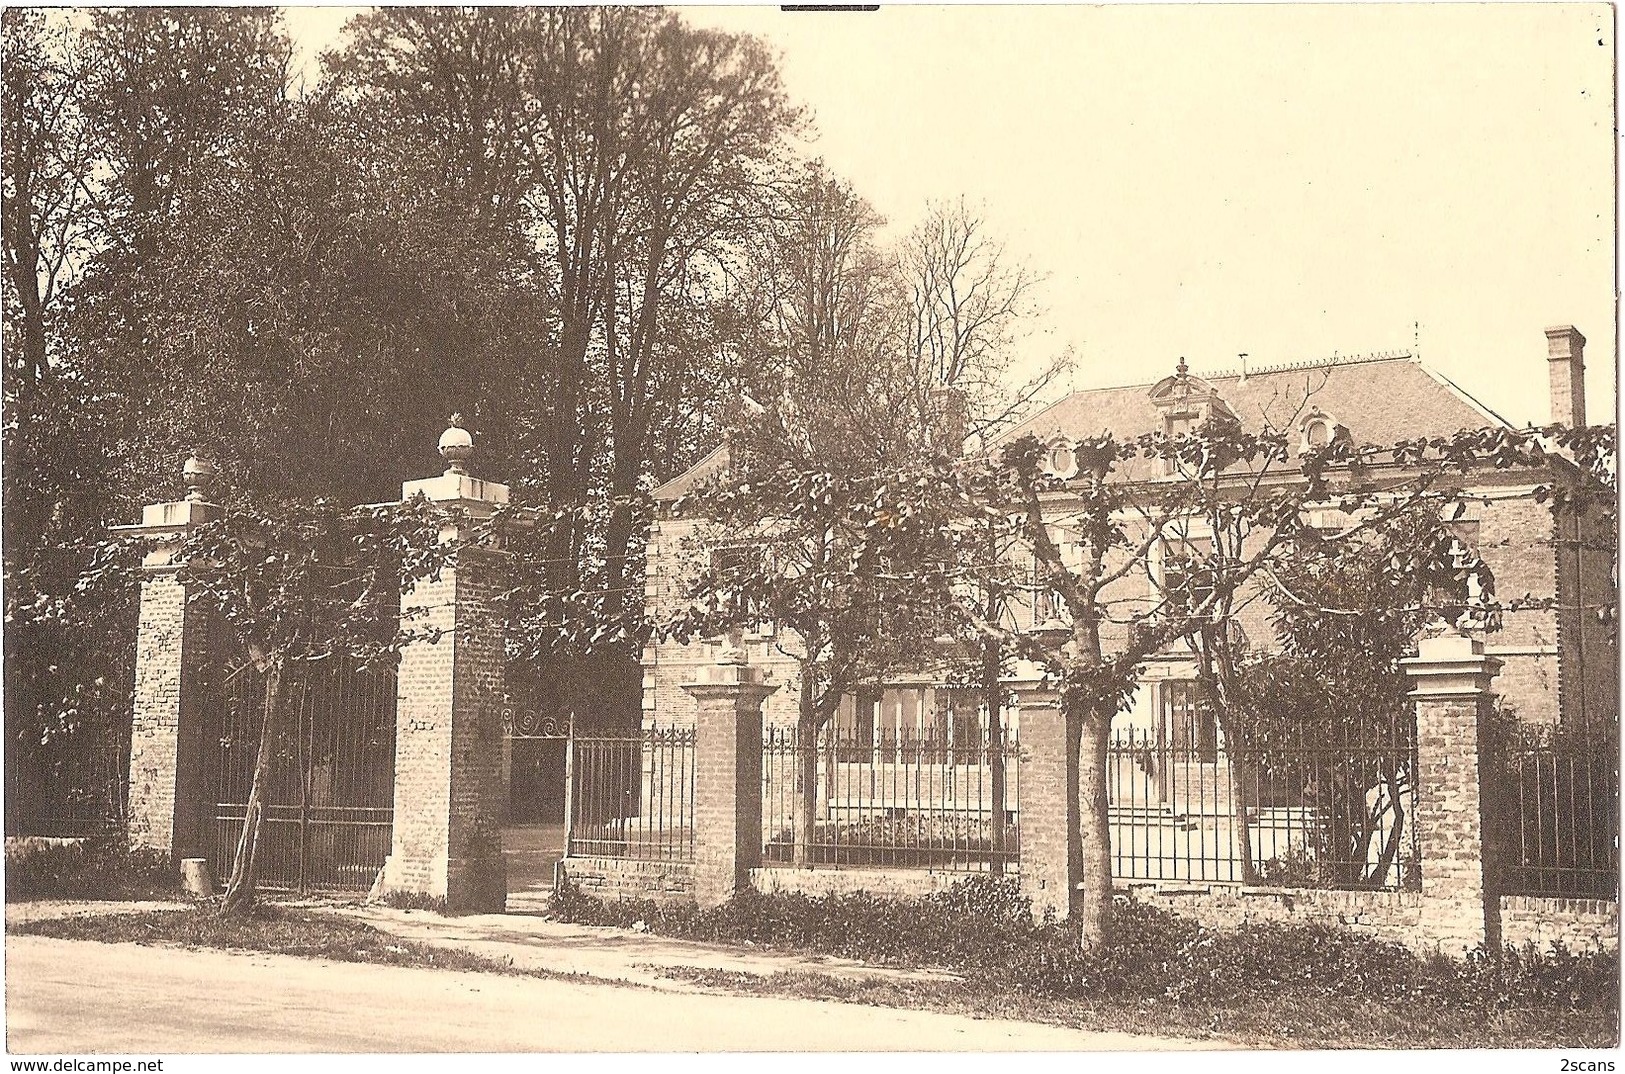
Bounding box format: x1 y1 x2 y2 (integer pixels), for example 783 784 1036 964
182 453 217 503
438 413 475 476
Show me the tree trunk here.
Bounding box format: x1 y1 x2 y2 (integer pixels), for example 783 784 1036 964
219 659 282 918
793 707 821 868
1366 771 1406 889
1233 757 1259 885
1077 704 1112 949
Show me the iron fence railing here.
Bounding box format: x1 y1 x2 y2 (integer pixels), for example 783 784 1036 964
761 726 1021 872
1492 727 1618 899
566 728 695 862
1107 715 1420 890
4 733 128 839
206 657 397 893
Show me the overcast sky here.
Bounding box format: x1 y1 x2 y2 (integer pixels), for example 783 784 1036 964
287 4 1616 428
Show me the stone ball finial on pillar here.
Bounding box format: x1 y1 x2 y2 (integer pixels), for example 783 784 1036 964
438 414 475 476
182 453 217 503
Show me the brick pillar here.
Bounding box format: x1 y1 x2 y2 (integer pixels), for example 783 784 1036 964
379 418 510 913
124 457 221 861
1402 630 1503 952
1012 678 1080 921
684 645 776 907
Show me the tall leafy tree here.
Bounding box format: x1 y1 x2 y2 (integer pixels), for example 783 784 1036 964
2 10 304 836
1 9 93 385
331 8 801 721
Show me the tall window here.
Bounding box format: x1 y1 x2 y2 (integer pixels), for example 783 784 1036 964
1158 536 1216 618
834 693 874 747
876 686 922 744
932 687 985 750
1161 680 1218 762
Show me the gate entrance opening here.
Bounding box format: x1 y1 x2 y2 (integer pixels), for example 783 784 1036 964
503 710 571 901
203 658 397 894
508 738 566 824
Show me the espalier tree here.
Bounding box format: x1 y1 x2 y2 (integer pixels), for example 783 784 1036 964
935 416 1613 947
669 409 1614 948
662 462 956 867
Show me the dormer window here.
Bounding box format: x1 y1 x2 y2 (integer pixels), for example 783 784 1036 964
1147 360 1237 474
1044 437 1079 479
1299 408 1347 453
1164 407 1201 439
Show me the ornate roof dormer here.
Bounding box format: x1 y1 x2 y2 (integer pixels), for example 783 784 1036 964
1147 358 1237 435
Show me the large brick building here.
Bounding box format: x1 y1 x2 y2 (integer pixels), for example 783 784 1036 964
641 326 1616 741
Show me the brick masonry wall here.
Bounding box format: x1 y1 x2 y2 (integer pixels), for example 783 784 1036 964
1499 895 1620 954
384 546 508 911
1414 693 1493 950
561 856 694 903
751 866 965 899
127 563 211 860
689 678 771 906
1468 488 1562 725
1014 689 1077 921
1122 882 1428 948
1552 497 1619 729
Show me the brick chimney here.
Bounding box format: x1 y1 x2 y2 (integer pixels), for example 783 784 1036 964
1544 325 1587 428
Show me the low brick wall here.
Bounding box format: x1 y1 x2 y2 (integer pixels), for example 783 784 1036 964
1122 882 1430 949
750 866 969 899
1121 882 1622 956
559 856 694 903
1499 895 1619 954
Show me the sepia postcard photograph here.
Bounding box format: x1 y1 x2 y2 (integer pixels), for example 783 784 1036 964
0 2 1618 1067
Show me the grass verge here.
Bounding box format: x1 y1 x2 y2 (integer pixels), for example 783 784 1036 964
12 903 535 978
551 875 1619 1050
652 963 1616 1049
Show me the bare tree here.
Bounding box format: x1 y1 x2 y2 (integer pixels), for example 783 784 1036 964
895 198 1062 445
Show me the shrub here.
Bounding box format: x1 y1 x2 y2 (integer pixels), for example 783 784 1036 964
5 835 177 901
376 890 447 914
547 874 1619 1015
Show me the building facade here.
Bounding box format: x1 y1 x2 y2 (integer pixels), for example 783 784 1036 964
641 326 1616 741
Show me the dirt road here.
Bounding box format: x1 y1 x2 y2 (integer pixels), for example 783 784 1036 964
7 936 1220 1053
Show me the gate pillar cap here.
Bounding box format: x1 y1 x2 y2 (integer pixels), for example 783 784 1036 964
403 416 509 509
113 453 223 556
683 641 776 696
684 662 773 690
1402 628 1502 697
1005 664 1060 707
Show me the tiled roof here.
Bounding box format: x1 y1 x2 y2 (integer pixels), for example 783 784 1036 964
652 442 729 502
998 354 1512 447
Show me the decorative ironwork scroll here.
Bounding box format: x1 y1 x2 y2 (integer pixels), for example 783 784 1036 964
503 706 574 739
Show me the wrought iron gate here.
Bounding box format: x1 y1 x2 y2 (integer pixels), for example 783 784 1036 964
504 709 572 826
205 658 397 893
